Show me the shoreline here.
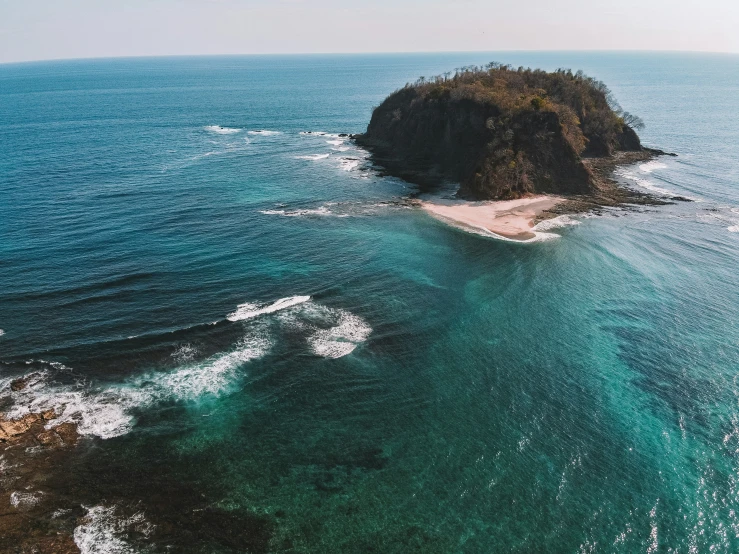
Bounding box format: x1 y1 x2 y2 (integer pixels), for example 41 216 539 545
419 195 564 242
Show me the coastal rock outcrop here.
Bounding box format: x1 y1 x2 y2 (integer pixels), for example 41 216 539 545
356 64 647 200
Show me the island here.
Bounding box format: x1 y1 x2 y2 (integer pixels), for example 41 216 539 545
355 63 675 240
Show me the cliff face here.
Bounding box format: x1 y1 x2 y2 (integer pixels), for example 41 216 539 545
356 66 643 199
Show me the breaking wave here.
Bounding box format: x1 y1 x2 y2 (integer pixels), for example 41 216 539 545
306 309 372 359
295 153 330 161
231 296 372 359
204 125 240 135
639 161 668 173
227 296 311 321
247 130 281 136
0 331 270 440
617 168 676 196
339 158 360 171
260 205 349 218
0 296 370 442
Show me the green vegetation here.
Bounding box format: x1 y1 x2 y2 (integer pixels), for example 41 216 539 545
404 63 643 158
358 63 647 199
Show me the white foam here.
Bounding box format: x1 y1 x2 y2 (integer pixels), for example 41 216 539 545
0 329 4 337
532 215 581 232
1 332 270 440
227 296 310 322
639 161 668 173
326 139 344 146
616 168 675 197
295 153 330 161
247 130 281 136
74 505 153 554
204 125 240 135
300 131 341 137
440 218 561 243
260 206 348 218
728 225 739 233
339 158 360 171
307 309 372 359
133 334 270 401
171 343 198 363
10 491 43 509
0 371 133 440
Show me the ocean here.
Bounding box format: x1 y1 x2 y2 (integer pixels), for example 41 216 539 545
1 52 739 552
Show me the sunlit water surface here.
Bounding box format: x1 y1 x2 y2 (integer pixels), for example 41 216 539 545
1 52 739 552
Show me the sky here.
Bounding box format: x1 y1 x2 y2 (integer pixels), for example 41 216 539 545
1 0 738 64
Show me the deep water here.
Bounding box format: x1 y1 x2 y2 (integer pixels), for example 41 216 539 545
1 52 739 552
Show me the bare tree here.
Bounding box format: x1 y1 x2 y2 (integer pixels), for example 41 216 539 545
622 111 645 130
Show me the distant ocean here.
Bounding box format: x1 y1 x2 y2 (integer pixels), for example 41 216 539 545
1 52 739 552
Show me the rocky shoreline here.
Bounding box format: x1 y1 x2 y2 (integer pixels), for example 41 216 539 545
1 375 82 553
538 148 685 221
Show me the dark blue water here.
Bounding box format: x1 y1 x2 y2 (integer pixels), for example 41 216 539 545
1 53 739 552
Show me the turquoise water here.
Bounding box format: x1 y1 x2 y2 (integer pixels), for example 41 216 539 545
1 53 739 552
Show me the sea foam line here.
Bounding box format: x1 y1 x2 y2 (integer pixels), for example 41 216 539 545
259 205 349 218
1 331 271 440
295 153 330 161
247 130 281 136
1 297 369 441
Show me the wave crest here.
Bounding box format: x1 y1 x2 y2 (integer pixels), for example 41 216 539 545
227 296 311 321
204 125 240 135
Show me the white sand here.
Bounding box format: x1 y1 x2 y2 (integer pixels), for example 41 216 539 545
420 196 564 241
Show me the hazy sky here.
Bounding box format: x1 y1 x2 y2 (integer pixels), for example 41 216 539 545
1 0 738 64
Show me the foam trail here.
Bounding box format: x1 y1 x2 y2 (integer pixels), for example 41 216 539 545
326 139 344 146
300 131 341 137
260 206 347 218
129 333 271 402
227 295 311 322
247 130 281 136
0 329 4 337
204 125 240 135
295 153 330 161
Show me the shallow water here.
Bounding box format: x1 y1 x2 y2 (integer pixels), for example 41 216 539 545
1 52 739 552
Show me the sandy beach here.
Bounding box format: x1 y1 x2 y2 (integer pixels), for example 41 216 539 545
420 195 564 241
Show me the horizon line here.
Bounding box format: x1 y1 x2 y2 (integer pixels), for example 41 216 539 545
2 48 738 67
